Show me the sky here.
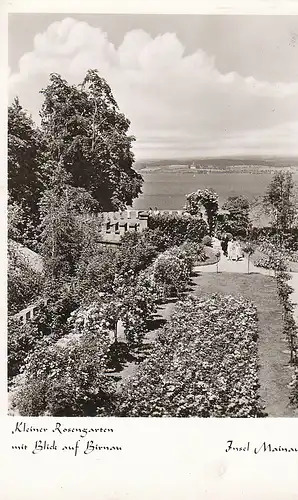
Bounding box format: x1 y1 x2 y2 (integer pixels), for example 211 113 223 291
8 14 298 159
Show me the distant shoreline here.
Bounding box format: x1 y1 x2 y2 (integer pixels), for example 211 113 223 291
136 166 298 175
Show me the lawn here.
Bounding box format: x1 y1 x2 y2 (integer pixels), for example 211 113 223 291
191 272 297 417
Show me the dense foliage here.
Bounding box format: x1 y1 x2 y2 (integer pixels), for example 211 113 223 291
117 294 264 417
220 195 250 237
253 240 289 272
289 367 298 408
40 70 143 210
148 213 207 246
151 246 193 299
276 271 297 364
263 172 297 246
8 318 44 380
12 332 116 416
185 189 219 235
8 242 43 315
8 98 48 247
115 230 160 276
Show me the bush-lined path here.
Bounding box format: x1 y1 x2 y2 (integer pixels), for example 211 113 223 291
116 238 298 417
192 238 298 417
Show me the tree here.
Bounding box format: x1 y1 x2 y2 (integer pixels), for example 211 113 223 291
8 98 48 246
221 195 250 237
263 172 297 246
8 200 25 242
185 189 218 235
38 166 84 280
39 70 143 210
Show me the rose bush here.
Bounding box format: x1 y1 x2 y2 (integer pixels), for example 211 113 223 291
11 318 116 416
117 294 264 417
151 246 193 299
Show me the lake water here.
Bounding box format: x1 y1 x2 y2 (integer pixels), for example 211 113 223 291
132 171 298 211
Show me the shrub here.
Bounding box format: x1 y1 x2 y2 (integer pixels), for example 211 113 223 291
117 294 264 417
202 235 212 247
7 318 46 380
8 242 43 315
114 271 160 345
12 331 116 417
179 241 207 264
289 367 298 408
151 247 192 299
8 284 80 381
276 271 297 364
75 245 119 299
116 231 159 275
253 240 289 272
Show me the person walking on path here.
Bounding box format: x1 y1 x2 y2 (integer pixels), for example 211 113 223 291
221 234 229 257
235 240 243 261
227 239 233 260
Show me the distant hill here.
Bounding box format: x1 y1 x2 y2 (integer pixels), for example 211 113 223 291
134 156 298 173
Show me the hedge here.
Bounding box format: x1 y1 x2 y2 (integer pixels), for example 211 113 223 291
148 213 208 247
117 293 264 417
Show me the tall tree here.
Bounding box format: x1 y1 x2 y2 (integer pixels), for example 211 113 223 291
8 98 48 246
263 171 297 245
38 166 83 280
39 70 143 210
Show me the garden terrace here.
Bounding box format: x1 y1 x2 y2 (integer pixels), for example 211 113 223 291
191 272 297 417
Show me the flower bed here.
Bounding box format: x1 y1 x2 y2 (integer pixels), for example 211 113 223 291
117 293 264 417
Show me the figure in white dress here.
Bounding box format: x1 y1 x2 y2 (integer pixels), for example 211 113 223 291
227 239 233 260
235 241 243 261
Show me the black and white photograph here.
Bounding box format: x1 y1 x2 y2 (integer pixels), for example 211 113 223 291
7 11 298 418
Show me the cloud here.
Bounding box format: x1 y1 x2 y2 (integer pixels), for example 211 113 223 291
9 17 298 158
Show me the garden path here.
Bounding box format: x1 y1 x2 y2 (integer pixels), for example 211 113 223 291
116 237 298 416
195 237 271 275
193 237 298 417
195 237 298 324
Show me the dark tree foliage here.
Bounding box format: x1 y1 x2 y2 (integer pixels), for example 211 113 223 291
8 98 48 247
38 167 84 279
39 70 143 210
221 195 250 237
8 242 43 315
263 172 297 244
115 231 159 276
148 213 208 246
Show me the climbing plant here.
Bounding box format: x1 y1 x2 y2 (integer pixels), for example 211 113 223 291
185 188 219 235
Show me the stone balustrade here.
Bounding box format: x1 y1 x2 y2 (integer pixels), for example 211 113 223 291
13 298 49 325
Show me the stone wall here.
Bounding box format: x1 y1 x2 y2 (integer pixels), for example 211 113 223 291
99 210 149 243
99 209 188 243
